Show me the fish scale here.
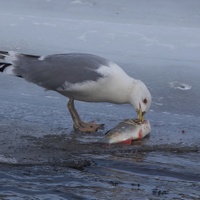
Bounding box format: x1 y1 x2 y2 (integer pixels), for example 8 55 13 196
106 119 151 144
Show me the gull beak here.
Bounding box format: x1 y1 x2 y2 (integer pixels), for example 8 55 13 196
137 104 146 122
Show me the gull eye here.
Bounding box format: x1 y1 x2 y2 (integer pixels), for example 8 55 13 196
143 98 148 104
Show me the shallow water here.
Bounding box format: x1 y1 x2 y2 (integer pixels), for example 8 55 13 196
0 109 199 199
0 151 199 200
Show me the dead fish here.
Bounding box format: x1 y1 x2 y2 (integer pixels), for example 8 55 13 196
105 119 151 144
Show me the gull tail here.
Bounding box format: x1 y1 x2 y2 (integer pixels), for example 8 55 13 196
0 51 17 76
0 50 40 73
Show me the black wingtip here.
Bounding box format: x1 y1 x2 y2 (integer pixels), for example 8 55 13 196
0 50 40 59
0 51 8 59
0 50 8 54
0 63 11 72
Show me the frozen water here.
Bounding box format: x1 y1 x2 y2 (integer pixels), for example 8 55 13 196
0 0 200 199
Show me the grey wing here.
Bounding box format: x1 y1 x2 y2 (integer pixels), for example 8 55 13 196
13 53 110 90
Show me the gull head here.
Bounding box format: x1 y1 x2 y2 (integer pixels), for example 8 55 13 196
130 80 152 122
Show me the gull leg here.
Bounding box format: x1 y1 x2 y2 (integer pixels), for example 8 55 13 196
67 99 82 128
67 99 104 132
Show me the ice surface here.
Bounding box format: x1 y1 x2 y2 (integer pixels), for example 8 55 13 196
0 0 199 127
0 1 200 199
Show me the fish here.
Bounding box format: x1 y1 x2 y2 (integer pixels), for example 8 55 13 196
105 119 151 144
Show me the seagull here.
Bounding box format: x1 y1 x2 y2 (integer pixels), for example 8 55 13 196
0 51 152 132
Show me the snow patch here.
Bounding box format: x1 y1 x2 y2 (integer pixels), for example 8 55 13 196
45 95 60 99
20 93 32 96
169 81 192 90
163 111 170 114
38 55 46 61
0 154 17 164
71 0 94 6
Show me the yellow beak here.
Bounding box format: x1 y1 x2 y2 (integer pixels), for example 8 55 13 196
137 105 145 122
